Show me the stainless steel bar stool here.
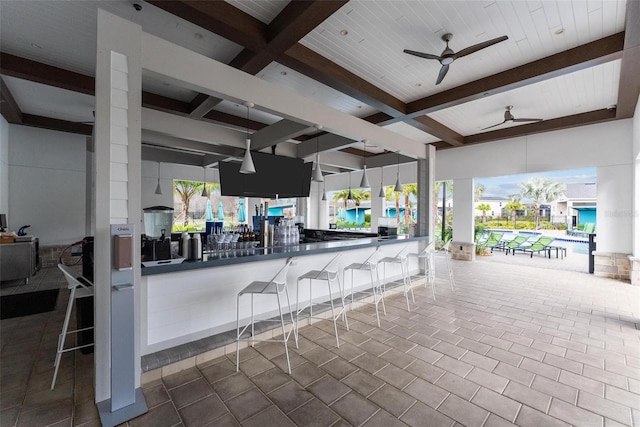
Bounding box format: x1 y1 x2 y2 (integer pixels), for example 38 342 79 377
379 244 415 311
52 263 94 390
236 257 297 374
343 247 385 327
295 252 349 347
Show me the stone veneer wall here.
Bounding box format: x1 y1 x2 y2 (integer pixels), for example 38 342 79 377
39 244 79 268
629 256 640 286
451 241 475 261
592 251 631 283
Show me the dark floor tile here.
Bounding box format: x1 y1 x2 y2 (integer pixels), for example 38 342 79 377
203 412 239 427
250 368 291 395
241 405 294 427
179 394 228 427
400 400 455 427
342 370 384 397
225 388 272 422
162 368 201 390
379 347 416 369
300 346 337 366
128 401 181 427
307 375 351 405
238 354 275 378
16 400 73 427
200 358 237 384
320 357 358 380
288 398 340 427
168 378 213 409
141 382 171 408
211 373 254 401
351 353 389 374
74 400 99 425
374 363 416 389
368 384 416 417
290 362 327 387
362 408 407 427
267 380 314 413
330 392 379 426
0 406 20 427
270 351 307 373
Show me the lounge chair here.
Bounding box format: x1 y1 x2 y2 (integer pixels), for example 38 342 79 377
514 236 555 258
584 223 595 234
503 235 529 255
478 232 504 253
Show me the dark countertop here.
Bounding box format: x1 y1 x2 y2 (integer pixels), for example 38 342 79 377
141 234 428 276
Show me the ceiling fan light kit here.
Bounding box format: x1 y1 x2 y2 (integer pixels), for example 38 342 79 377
404 32 508 85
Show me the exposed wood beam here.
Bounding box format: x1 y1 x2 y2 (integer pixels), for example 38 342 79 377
142 91 191 116
1 52 94 95
407 33 625 117
408 116 464 146
202 110 265 132
142 145 205 166
250 119 313 151
297 133 358 159
616 0 640 119
141 129 244 158
189 93 223 117
464 109 617 145
0 78 23 124
21 114 93 136
146 1 267 51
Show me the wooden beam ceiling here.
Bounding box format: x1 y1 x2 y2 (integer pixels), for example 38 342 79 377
616 0 640 119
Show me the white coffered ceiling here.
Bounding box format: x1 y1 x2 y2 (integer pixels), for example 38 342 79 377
0 0 637 171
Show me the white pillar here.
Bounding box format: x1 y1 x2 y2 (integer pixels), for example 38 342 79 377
451 178 475 261
417 145 435 239
95 8 143 412
593 164 633 280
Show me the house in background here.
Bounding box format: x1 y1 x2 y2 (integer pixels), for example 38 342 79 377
553 183 597 228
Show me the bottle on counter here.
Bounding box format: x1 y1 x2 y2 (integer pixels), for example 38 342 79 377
180 231 190 259
190 232 202 260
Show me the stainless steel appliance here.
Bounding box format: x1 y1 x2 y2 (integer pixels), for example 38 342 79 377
142 206 174 263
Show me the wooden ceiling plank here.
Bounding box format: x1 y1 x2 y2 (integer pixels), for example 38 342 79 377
616 0 640 119
250 119 313 151
189 93 223 117
406 33 625 117
21 113 93 135
464 109 617 145
1 52 94 95
0 78 23 124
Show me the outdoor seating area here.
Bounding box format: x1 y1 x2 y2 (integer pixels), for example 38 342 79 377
567 222 596 238
478 230 575 260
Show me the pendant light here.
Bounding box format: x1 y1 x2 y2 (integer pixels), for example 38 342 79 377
394 151 403 192
321 181 327 201
347 172 353 201
378 166 385 198
240 102 256 174
359 139 370 188
201 166 208 197
154 161 163 195
312 124 324 182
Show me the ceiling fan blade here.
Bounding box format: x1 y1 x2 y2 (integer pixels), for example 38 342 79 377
435 64 449 85
481 120 507 131
403 49 442 61
512 118 543 123
454 35 508 59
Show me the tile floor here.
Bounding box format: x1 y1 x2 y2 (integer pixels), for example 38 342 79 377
2 252 639 427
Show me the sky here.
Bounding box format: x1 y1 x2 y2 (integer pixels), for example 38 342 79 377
475 167 596 200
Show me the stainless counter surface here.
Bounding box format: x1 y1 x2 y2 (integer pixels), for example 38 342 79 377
141 235 428 276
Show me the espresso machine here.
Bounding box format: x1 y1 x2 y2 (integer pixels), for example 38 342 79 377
142 206 173 263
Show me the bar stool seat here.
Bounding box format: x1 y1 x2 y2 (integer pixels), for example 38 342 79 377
295 252 349 347
52 263 94 390
379 244 415 311
343 247 385 327
409 240 436 299
236 257 297 374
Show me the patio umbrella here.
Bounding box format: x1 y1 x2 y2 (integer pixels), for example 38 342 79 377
237 198 246 223
205 199 214 222
217 201 225 221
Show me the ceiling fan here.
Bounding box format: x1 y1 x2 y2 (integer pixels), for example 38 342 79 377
481 105 543 130
404 33 508 85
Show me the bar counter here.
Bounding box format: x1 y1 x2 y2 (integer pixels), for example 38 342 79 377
140 235 429 356
141 235 425 276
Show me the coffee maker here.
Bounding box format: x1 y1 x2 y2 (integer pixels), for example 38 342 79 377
142 206 173 262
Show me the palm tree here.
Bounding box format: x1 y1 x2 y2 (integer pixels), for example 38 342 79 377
476 203 491 223
403 183 418 226
174 180 201 226
474 183 485 202
505 199 525 229
518 178 565 229
434 181 453 232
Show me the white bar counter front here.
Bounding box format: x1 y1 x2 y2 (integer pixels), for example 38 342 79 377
140 235 428 356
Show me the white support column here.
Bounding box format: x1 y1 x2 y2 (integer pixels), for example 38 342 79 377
95 9 146 425
593 164 633 280
631 98 640 285
451 178 475 261
417 145 435 240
